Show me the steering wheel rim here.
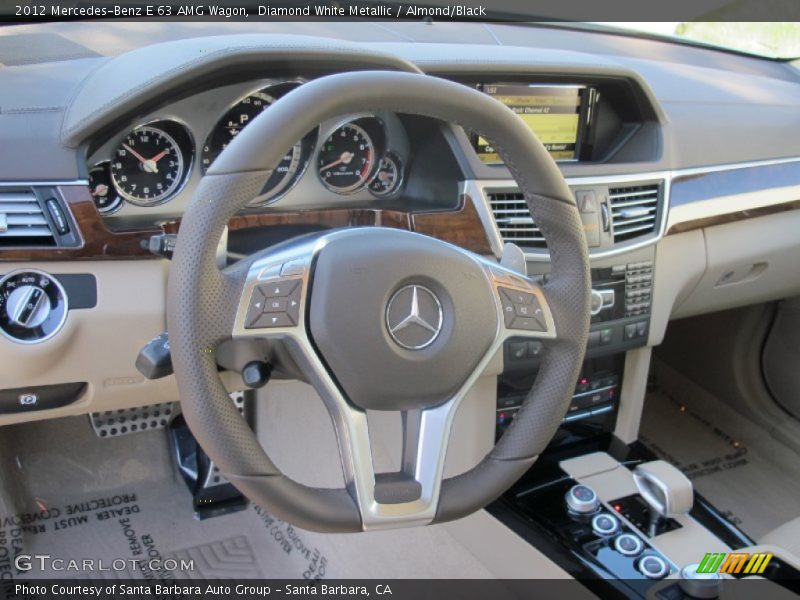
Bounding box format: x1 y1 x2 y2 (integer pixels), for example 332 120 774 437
166 70 590 533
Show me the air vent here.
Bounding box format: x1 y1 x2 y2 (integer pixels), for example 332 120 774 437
609 184 661 243
0 190 55 247
487 191 546 249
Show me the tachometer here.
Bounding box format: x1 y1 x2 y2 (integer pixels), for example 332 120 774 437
110 126 185 206
201 86 304 206
317 121 376 194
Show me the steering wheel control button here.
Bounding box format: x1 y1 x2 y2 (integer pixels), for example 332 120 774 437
280 260 305 277
245 278 303 329
287 286 302 323
385 284 443 350
499 286 546 331
591 512 620 536
264 279 299 298
265 298 288 313
252 313 295 329
566 484 600 514
638 555 670 580
614 533 644 557
0 270 68 344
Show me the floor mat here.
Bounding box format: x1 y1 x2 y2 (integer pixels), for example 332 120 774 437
640 363 800 540
0 416 498 581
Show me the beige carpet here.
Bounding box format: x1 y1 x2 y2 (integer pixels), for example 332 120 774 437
0 416 498 580
640 362 800 541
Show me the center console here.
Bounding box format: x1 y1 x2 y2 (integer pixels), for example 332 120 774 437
489 440 800 599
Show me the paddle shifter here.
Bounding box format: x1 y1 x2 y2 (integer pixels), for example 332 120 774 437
633 460 694 537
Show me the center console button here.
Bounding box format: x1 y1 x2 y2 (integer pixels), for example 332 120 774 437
638 554 670 579
614 533 644 557
679 563 722 598
591 512 620 536
565 484 600 514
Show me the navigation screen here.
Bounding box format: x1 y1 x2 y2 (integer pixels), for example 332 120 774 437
475 84 584 162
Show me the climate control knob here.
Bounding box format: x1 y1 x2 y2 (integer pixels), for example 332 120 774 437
0 270 67 343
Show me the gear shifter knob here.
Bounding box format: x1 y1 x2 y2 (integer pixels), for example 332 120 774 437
633 460 693 518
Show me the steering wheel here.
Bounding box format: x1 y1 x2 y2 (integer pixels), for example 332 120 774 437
167 71 590 533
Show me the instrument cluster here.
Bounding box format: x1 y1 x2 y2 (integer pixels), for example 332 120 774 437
87 80 407 216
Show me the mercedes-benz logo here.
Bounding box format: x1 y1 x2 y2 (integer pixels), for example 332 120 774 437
385 284 443 350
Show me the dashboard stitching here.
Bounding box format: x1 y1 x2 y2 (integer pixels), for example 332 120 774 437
3 106 63 114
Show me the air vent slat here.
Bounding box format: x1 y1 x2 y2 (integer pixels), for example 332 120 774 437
613 222 657 236
0 202 42 213
0 189 56 247
611 198 658 209
0 227 53 237
610 214 655 227
490 208 531 215
496 217 535 225
501 236 547 243
609 183 661 243
6 214 48 226
0 192 39 204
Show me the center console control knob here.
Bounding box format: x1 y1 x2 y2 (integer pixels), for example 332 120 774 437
591 512 620 536
638 554 670 580
614 533 644 556
565 484 600 514
679 563 723 599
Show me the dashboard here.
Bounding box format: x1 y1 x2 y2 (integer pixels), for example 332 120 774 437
0 23 799 430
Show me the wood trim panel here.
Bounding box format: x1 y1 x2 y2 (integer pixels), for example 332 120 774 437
666 199 800 235
223 207 411 232
0 188 492 261
414 195 493 255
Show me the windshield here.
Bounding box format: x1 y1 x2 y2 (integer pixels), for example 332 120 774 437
597 22 800 60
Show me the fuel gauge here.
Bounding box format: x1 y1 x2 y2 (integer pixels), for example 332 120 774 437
368 153 403 198
88 163 122 214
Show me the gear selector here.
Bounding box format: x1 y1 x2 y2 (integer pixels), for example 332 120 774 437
633 460 693 536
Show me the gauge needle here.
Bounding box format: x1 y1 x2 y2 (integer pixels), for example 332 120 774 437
123 143 159 174
123 143 148 164
151 150 169 162
319 151 355 172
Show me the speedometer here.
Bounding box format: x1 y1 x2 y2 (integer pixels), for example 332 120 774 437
110 126 185 206
317 121 376 193
202 86 303 205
